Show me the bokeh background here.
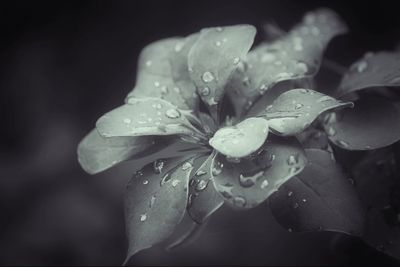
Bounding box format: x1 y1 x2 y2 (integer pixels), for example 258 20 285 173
1 0 400 265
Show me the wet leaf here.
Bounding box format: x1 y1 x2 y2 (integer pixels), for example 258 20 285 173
323 96 400 150
352 149 400 260
124 157 195 262
269 149 365 235
188 25 256 112
96 97 197 138
262 89 352 136
209 117 269 158
77 129 154 174
187 154 224 224
125 37 198 110
237 9 347 102
212 136 307 209
337 51 400 97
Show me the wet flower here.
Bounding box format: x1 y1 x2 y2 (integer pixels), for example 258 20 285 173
77 8 356 263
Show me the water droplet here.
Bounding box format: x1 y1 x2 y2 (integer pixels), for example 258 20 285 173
260 179 269 189
195 179 208 191
317 95 332 103
172 179 180 187
145 60 152 67
356 61 368 73
295 103 304 110
265 105 273 111
261 52 276 63
154 81 160 87
160 173 171 185
165 108 181 119
216 27 223 32
327 127 336 137
296 62 308 73
215 40 222 47
288 228 293 232
239 171 264 188
287 155 298 165
123 118 131 124
142 179 149 185
302 198 307 203
202 71 215 83
233 196 247 207
293 202 299 209
140 214 147 222
153 160 165 174
233 57 240 65
161 86 168 94
174 42 184 52
181 162 193 171
196 170 207 176
149 196 156 208
212 166 222 176
287 191 293 197
200 87 210 96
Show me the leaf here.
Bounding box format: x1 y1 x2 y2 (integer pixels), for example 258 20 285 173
125 37 198 110
209 117 269 158
337 51 400 97
237 9 347 101
323 96 400 150
269 149 365 235
187 25 256 112
352 149 400 260
262 89 352 136
187 154 224 224
211 136 307 209
96 97 198 138
124 156 195 263
77 129 155 174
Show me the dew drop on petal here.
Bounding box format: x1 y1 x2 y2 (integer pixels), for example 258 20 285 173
154 81 160 87
287 191 293 197
171 179 180 187
202 71 215 83
142 179 149 185
140 214 147 222
260 179 269 189
196 170 207 176
195 179 208 191
153 160 165 174
123 118 131 124
357 61 368 73
200 87 210 96
295 103 304 110
181 162 193 171
165 108 181 119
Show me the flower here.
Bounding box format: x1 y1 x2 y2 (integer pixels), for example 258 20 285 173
77 8 355 263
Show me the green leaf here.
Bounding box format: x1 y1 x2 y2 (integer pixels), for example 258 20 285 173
323 96 400 150
337 51 400 97
352 149 400 260
269 149 365 235
209 117 269 158
230 8 347 113
187 25 256 112
77 129 155 174
187 154 224 224
96 97 198 138
262 89 352 136
125 37 198 110
212 136 307 209
124 157 195 262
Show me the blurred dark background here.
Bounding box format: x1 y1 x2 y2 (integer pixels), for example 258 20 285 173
1 0 400 265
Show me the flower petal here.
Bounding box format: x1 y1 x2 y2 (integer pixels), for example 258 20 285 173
229 9 347 115
337 51 400 97
124 157 195 263
262 89 352 136
77 129 154 174
188 25 256 115
211 136 307 209
269 149 365 235
187 154 224 224
126 37 198 110
323 96 400 150
209 117 269 158
96 97 198 138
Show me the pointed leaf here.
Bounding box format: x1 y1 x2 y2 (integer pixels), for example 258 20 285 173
269 149 365 235
96 97 197 138
77 129 155 174
124 156 195 261
126 37 198 110
212 136 307 209
231 9 347 111
323 96 400 150
187 154 224 224
262 89 352 136
352 149 400 260
209 117 269 158
337 51 400 97
188 25 256 110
